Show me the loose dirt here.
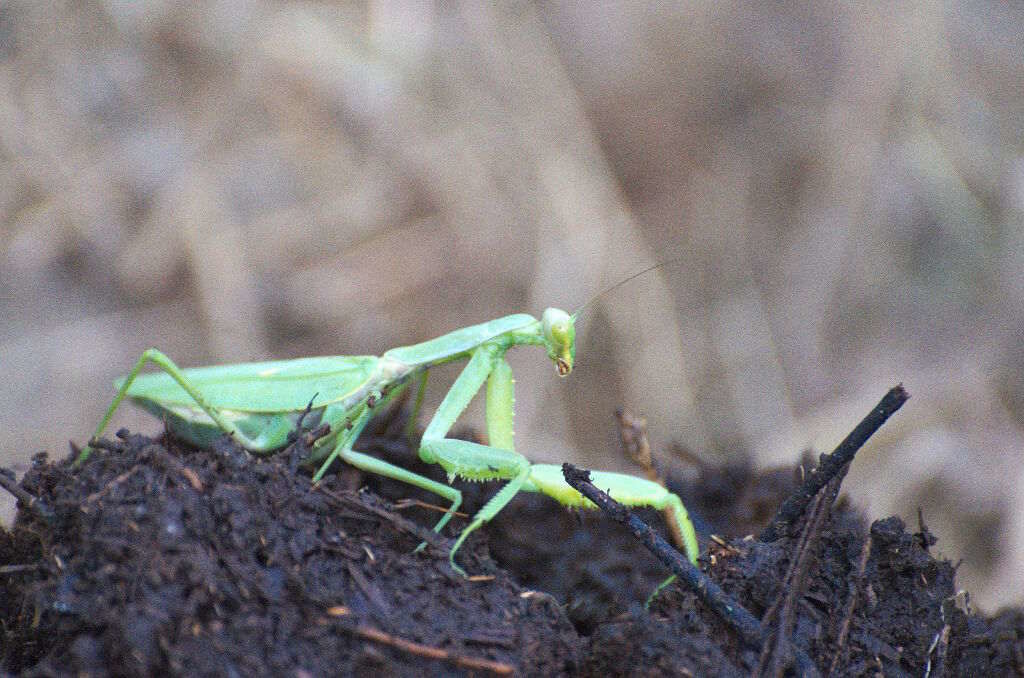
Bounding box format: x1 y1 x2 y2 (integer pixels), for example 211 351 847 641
2 413 1021 675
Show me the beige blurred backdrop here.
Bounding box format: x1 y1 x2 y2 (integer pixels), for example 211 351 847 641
1 2 1023 610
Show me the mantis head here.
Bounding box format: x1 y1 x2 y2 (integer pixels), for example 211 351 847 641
541 308 576 376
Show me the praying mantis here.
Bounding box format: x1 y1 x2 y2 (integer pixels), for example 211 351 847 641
76 306 700 576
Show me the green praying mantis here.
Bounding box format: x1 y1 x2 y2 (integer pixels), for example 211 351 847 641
76 305 700 576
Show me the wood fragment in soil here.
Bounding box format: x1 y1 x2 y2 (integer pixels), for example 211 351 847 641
828 534 873 676
341 623 515 675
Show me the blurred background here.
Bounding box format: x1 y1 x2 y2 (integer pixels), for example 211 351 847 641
1 1 1023 611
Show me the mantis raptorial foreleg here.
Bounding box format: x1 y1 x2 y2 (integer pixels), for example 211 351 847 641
415 345 701 572
417 347 533 574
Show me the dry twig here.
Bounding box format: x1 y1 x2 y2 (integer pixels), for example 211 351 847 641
561 463 820 677
760 385 909 543
335 621 514 675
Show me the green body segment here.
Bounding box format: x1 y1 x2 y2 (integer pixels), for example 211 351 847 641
130 399 299 451
383 314 539 367
79 308 700 580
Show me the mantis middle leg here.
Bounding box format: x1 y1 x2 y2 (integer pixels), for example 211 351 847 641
311 387 465 537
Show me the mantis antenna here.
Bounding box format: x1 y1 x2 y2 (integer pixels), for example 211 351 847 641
571 253 689 322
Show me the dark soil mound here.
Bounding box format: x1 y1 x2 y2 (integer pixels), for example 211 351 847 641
2 417 1021 675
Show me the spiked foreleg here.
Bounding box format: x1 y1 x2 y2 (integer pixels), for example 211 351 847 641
419 346 531 575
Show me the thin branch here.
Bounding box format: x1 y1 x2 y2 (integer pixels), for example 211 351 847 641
760 385 909 543
760 474 841 677
338 621 514 675
0 563 42 575
561 463 820 677
828 534 873 677
81 467 142 512
0 469 54 522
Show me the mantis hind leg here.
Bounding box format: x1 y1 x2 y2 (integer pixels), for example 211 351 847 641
524 464 699 605
75 348 260 466
524 464 700 565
